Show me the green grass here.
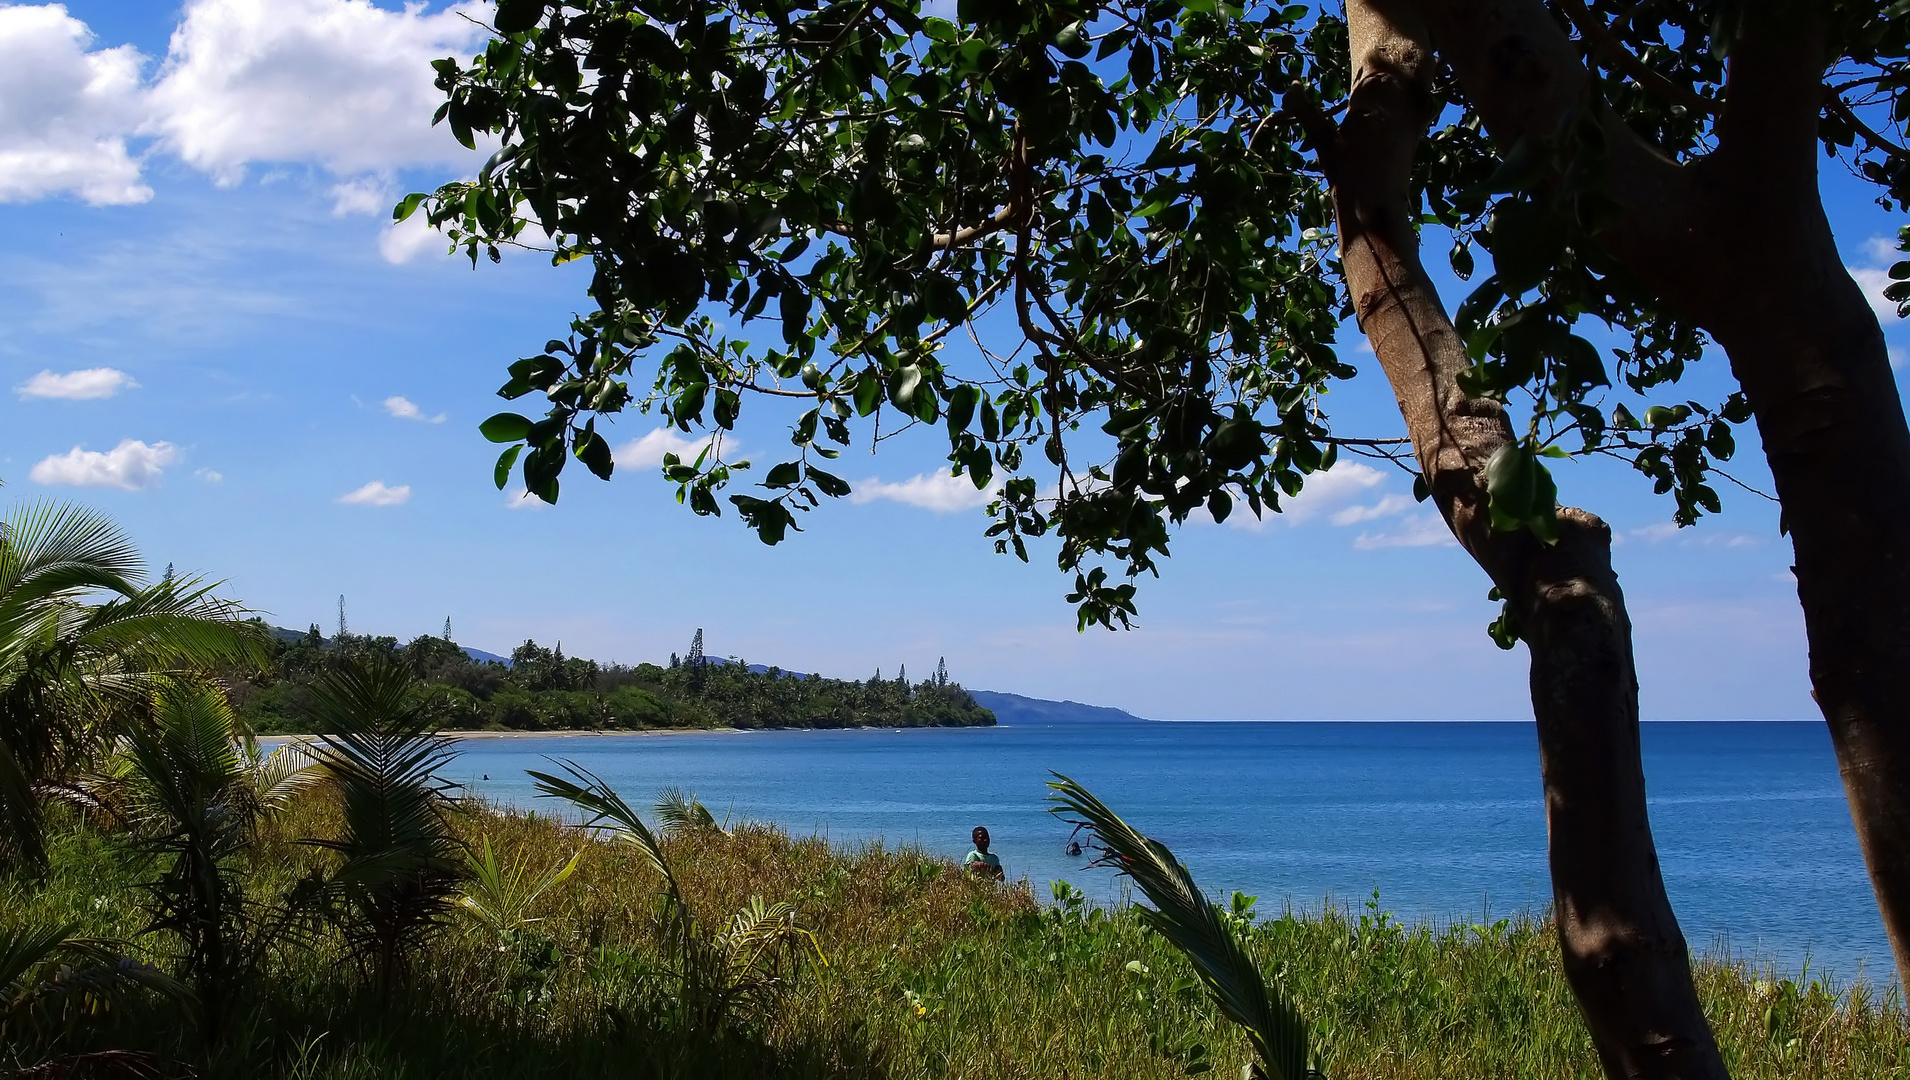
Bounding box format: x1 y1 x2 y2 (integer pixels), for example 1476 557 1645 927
6 794 1906 1079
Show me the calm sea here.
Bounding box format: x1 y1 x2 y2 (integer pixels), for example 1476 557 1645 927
443 720 1886 983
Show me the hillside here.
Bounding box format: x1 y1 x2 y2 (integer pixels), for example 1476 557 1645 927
967 690 1149 724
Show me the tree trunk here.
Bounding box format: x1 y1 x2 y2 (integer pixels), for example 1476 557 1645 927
1328 2 1729 1076
1409 0 1910 989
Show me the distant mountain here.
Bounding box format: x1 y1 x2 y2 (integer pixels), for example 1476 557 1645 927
268 626 511 666
967 690 1149 725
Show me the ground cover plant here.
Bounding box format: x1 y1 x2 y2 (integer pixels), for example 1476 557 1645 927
4 778 1903 1080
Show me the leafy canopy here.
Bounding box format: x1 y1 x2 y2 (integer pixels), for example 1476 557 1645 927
408 0 1910 627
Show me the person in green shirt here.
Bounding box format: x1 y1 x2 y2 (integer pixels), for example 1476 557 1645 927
964 826 1003 881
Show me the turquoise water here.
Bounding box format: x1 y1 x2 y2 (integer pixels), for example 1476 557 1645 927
444 720 1886 982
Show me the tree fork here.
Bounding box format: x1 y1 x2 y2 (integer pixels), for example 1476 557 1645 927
1328 2 1728 1076
1413 0 1910 989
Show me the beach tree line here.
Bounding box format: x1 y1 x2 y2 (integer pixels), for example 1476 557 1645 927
229 624 994 733
409 0 1910 1073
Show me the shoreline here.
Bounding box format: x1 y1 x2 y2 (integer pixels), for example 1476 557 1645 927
261 727 750 741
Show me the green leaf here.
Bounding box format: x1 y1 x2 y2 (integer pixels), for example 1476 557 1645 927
493 445 522 490
480 413 535 443
765 461 801 488
807 468 851 498
393 192 427 222
493 0 547 34
575 430 615 480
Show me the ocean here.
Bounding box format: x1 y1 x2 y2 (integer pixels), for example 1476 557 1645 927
443 719 1887 983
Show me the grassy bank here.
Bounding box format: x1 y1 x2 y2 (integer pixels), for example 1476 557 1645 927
6 792 1904 1080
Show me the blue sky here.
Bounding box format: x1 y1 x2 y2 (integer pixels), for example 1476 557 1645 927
2 0 1903 720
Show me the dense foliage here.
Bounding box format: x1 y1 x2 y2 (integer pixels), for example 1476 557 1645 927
6 792 1903 1079
228 626 994 734
406 0 1910 627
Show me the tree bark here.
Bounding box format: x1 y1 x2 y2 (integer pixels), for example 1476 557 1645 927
1410 0 1910 990
1328 2 1729 1076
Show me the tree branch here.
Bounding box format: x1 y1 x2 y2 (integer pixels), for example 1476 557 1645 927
1824 89 1910 164
1554 0 1716 115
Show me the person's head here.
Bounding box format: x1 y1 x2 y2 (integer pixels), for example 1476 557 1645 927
971 826 990 851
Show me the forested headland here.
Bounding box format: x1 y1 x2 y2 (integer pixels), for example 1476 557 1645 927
228 625 995 734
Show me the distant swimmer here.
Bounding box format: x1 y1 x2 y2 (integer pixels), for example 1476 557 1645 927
1065 839 1083 858
964 826 1004 881
482 774 490 781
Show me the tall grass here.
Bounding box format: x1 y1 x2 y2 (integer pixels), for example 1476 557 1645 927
3 789 1905 1079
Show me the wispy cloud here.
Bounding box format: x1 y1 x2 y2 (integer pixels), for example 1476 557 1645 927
17 367 138 400
383 395 445 423
503 488 547 511
1626 521 1759 548
194 467 223 483
29 439 178 490
337 480 409 507
1353 513 1456 549
849 469 995 513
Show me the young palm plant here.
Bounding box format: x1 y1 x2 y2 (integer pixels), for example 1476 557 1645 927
1047 773 1326 1080
301 655 462 999
120 680 311 1035
0 500 263 868
529 761 824 1032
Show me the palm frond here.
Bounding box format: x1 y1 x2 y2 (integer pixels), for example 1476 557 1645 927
301 655 462 995
1047 773 1318 1080
655 787 720 837
0 921 189 1039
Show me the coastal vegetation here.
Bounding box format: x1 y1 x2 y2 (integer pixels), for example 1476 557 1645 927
227 626 994 734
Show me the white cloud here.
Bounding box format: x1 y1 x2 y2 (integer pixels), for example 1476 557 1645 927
29 438 177 490
337 480 409 506
378 211 451 264
1849 236 1906 324
616 427 722 469
1265 462 1388 525
1849 266 1900 324
329 175 390 216
1353 512 1456 549
1892 345 1906 371
503 487 547 511
0 5 150 206
147 0 491 185
17 366 138 399
194 467 223 483
849 469 994 513
383 394 444 423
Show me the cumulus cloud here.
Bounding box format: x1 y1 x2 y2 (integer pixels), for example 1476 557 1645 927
147 0 491 184
0 5 150 205
383 394 444 423
337 480 410 506
849 469 994 513
17 366 138 399
29 438 177 489
1329 492 1417 527
616 427 723 469
0 0 491 207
